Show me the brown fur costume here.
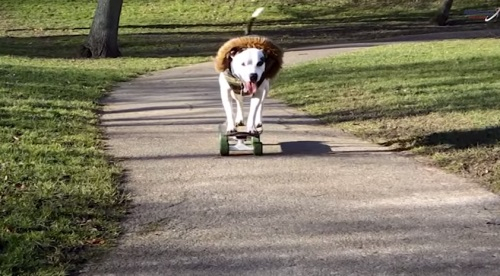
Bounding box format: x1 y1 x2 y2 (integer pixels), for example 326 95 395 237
214 36 283 80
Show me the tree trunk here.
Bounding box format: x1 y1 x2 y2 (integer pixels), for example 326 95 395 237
432 0 454 26
81 0 123 58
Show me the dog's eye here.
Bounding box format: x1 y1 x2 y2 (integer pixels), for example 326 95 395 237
241 62 245 66
257 61 264 66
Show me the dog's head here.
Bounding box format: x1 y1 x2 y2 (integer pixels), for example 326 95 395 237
228 47 266 94
215 36 283 92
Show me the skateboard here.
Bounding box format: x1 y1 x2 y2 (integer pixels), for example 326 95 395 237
218 123 263 156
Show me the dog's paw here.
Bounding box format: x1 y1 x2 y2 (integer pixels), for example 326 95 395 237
226 128 237 135
246 127 259 135
256 123 263 133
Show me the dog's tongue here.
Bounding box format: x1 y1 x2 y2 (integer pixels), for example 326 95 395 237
245 82 257 94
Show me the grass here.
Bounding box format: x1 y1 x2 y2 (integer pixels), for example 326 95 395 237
0 1 211 274
272 38 500 192
0 0 496 274
0 0 496 59
0 56 207 275
1 0 494 29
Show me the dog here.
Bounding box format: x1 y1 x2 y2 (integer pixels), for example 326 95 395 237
214 8 283 134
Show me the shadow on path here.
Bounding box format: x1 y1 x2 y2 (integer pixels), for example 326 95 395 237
279 141 332 155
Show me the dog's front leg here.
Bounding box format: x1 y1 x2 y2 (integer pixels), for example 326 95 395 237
246 89 265 133
234 93 244 127
255 80 269 129
219 74 236 133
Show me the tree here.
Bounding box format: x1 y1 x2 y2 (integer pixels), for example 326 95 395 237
432 0 454 26
81 0 123 58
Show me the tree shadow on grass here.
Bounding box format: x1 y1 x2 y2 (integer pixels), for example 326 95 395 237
382 126 500 152
417 127 500 149
0 63 124 102
277 53 500 125
2 8 437 34
273 51 500 158
312 87 500 125
0 16 494 59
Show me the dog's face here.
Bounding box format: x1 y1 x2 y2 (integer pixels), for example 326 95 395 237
230 48 266 94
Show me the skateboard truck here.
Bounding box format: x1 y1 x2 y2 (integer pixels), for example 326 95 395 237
218 124 263 156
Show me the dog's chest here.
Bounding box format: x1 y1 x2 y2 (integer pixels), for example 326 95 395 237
223 70 253 96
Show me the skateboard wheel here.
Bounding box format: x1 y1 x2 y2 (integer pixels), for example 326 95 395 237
219 134 230 156
252 139 263 156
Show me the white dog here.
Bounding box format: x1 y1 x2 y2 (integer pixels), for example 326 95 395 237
214 8 283 135
219 48 268 134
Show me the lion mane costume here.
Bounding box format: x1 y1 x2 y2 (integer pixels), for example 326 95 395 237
214 36 284 94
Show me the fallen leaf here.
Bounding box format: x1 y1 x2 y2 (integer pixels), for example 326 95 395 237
15 183 26 190
87 238 105 245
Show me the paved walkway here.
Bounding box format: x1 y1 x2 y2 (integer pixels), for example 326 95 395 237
83 30 500 275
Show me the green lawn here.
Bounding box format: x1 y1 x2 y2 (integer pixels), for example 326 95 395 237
0 0 492 29
0 2 211 274
0 0 494 59
272 38 500 192
0 0 495 274
0 56 207 275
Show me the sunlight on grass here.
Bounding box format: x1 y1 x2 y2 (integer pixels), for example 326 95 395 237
0 0 490 32
0 55 207 275
1 0 493 60
0 0 442 29
272 38 500 192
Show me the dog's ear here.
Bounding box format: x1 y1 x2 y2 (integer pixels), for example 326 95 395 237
263 53 282 80
229 47 240 58
225 47 242 68
264 58 275 77
223 47 239 70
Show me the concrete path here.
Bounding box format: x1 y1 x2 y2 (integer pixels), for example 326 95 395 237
83 31 500 275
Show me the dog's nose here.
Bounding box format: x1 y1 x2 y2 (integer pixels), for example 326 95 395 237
249 73 258 82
